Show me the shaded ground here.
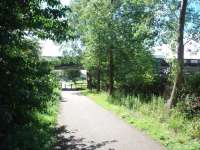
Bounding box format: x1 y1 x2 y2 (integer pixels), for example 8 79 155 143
56 91 166 150
55 125 116 150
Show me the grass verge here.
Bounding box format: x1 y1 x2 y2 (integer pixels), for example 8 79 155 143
82 90 200 150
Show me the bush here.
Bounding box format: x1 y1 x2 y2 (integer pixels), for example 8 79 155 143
185 73 200 96
0 41 60 149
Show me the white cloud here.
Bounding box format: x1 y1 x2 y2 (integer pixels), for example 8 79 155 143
40 40 63 56
40 0 71 57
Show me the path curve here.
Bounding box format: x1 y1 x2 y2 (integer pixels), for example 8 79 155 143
56 91 166 150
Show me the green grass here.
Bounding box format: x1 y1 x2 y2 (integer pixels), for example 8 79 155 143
82 90 200 150
6 91 60 150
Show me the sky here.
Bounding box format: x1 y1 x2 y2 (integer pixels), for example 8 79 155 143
40 40 63 56
41 0 71 57
154 40 200 59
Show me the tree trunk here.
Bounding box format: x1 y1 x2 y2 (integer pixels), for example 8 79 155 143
167 0 187 109
87 71 92 90
108 48 114 95
96 63 101 92
108 0 115 95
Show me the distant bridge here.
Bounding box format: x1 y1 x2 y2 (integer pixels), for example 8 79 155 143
54 64 84 70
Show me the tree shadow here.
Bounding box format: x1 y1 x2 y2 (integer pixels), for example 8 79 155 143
62 88 85 91
60 99 68 102
54 126 117 150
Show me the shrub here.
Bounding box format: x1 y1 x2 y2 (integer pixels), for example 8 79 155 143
0 41 60 149
185 73 200 96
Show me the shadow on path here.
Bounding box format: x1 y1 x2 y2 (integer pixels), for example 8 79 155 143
62 88 85 91
54 126 117 150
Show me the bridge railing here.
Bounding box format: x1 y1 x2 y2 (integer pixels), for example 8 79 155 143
61 81 87 90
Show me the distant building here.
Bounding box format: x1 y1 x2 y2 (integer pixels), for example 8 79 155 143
153 57 200 75
153 40 200 60
153 40 200 74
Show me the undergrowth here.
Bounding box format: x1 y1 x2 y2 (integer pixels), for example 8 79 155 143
4 89 60 150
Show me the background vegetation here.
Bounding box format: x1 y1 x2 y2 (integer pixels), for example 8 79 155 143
0 0 70 149
1 0 200 149
70 0 200 149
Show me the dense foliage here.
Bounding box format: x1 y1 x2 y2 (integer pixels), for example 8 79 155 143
71 0 161 93
71 1 200 149
70 0 200 99
0 0 70 149
0 0 200 149
0 39 61 149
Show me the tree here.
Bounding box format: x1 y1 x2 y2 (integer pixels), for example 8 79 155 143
71 0 157 94
0 0 71 148
64 69 81 83
167 0 188 108
71 0 114 92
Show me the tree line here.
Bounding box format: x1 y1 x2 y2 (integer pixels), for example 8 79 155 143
0 0 200 149
70 0 200 109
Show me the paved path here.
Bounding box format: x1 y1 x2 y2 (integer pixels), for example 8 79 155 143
56 91 166 150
